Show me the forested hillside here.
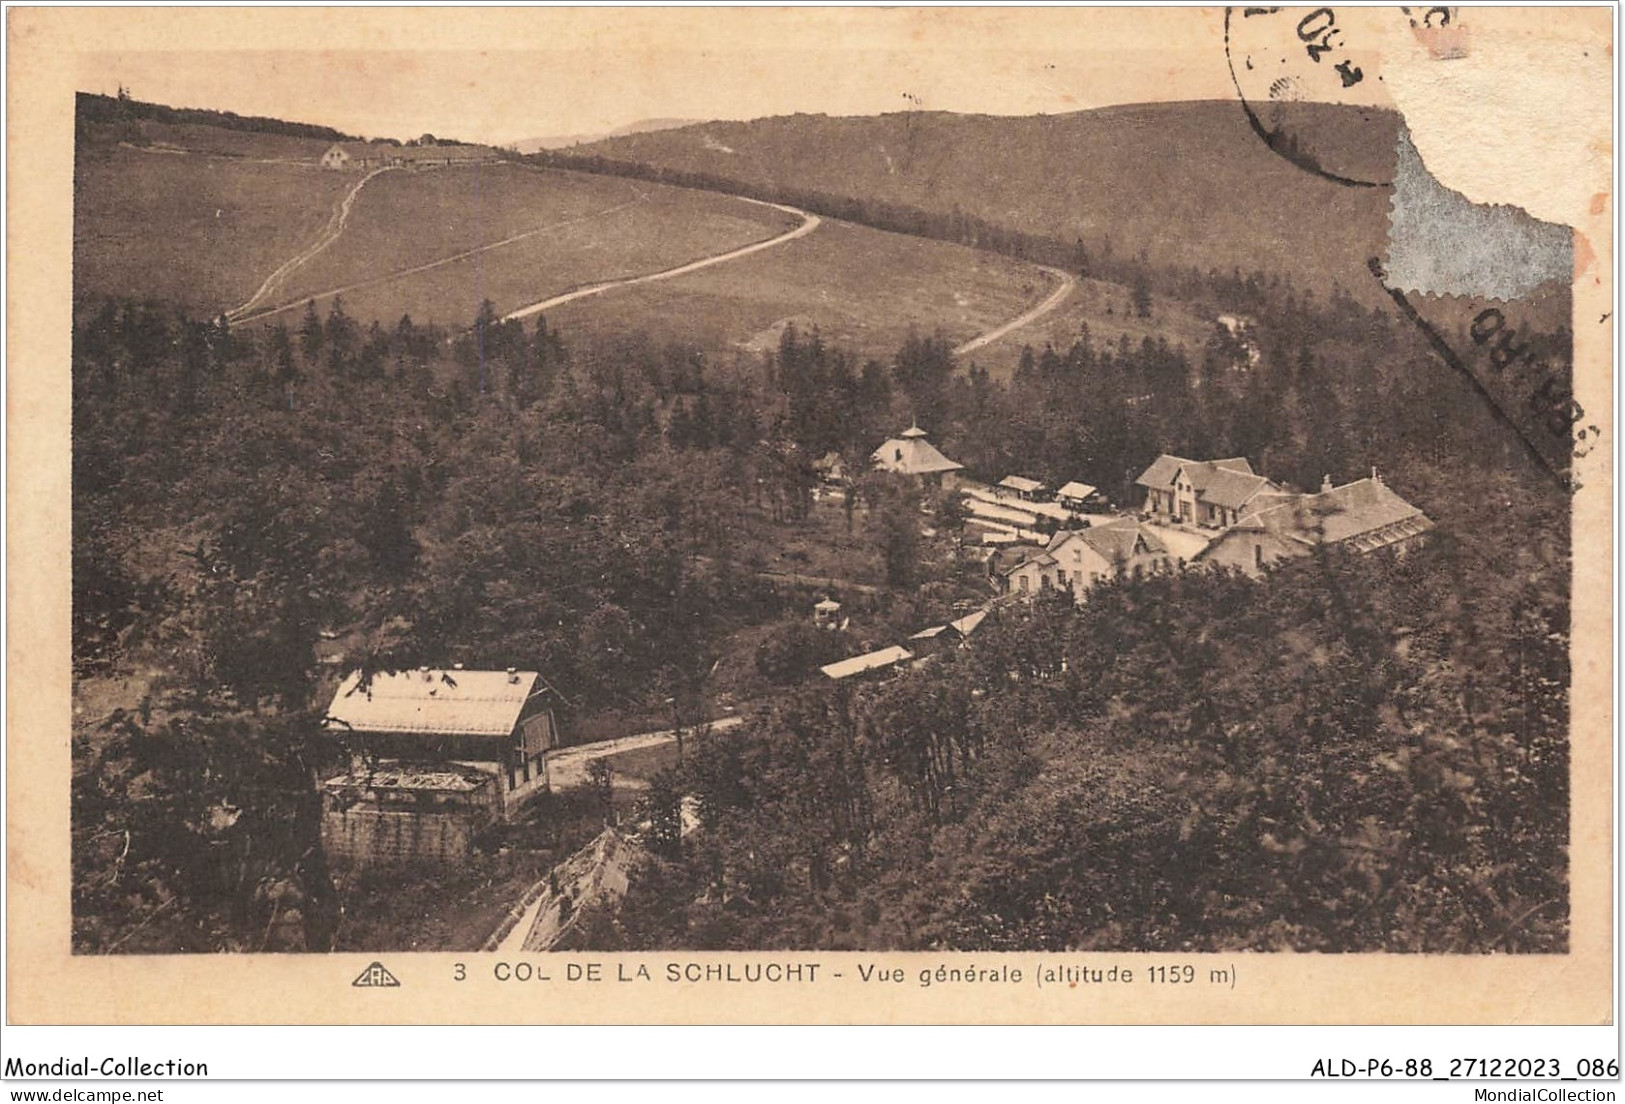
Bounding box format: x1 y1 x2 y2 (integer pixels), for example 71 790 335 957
71 263 1570 951
557 101 1400 306
618 538 1569 952
71 96 1572 954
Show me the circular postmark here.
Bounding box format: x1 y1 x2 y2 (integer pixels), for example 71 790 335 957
1224 6 1411 188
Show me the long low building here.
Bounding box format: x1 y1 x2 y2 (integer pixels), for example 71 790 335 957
1196 474 1433 576
965 497 1041 528
820 645 913 681
320 141 497 171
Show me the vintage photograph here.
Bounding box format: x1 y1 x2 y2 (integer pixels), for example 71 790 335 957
41 6 1601 982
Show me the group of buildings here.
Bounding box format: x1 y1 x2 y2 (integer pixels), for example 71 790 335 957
867 424 1434 603
317 428 1433 866
318 140 496 172
999 452 1432 599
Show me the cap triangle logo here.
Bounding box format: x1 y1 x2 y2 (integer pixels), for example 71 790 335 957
352 961 401 987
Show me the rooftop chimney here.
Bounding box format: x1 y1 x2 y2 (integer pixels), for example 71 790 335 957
507 666 519 684
1320 474 1334 494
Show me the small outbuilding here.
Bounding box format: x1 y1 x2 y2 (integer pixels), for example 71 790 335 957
998 475 1046 501
1055 481 1100 510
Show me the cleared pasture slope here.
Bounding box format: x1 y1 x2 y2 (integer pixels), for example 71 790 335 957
255 164 800 327
73 145 353 314
543 217 1065 362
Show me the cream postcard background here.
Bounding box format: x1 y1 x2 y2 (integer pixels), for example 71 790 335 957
6 6 1613 1025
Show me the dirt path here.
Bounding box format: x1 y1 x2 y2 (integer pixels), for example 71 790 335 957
230 182 654 326
502 198 820 322
225 165 400 323
545 715 745 792
953 264 1077 356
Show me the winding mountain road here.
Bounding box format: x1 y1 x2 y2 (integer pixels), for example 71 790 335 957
953 264 1077 356
543 715 745 792
228 172 1072 357
501 197 821 322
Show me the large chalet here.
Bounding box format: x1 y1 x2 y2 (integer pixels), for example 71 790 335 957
320 666 559 865
1135 455 1283 529
1197 473 1434 577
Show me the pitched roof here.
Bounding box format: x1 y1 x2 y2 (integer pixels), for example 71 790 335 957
910 624 949 641
325 668 539 737
1056 481 1097 500
999 475 1045 494
1135 454 1185 488
947 609 988 637
1079 517 1167 562
1239 478 1433 547
820 646 913 680
1134 454 1255 489
872 434 964 475
1196 466 1276 510
1002 549 1058 576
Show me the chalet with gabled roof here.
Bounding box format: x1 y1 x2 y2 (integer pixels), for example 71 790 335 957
1002 517 1174 599
320 666 559 865
1135 454 1281 529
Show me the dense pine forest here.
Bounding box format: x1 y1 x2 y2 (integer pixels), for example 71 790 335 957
72 253 1570 952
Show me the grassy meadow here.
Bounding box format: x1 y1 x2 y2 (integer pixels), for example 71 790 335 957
258 165 801 327
73 145 353 315
544 217 1060 362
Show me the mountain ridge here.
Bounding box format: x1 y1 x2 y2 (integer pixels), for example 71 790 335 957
567 99 1403 302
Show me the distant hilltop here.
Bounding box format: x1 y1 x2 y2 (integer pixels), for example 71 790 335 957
77 90 361 144
562 101 1405 305
511 117 704 154
75 90 482 151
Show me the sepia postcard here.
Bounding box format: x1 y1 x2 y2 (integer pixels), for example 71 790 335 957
6 5 1614 1030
